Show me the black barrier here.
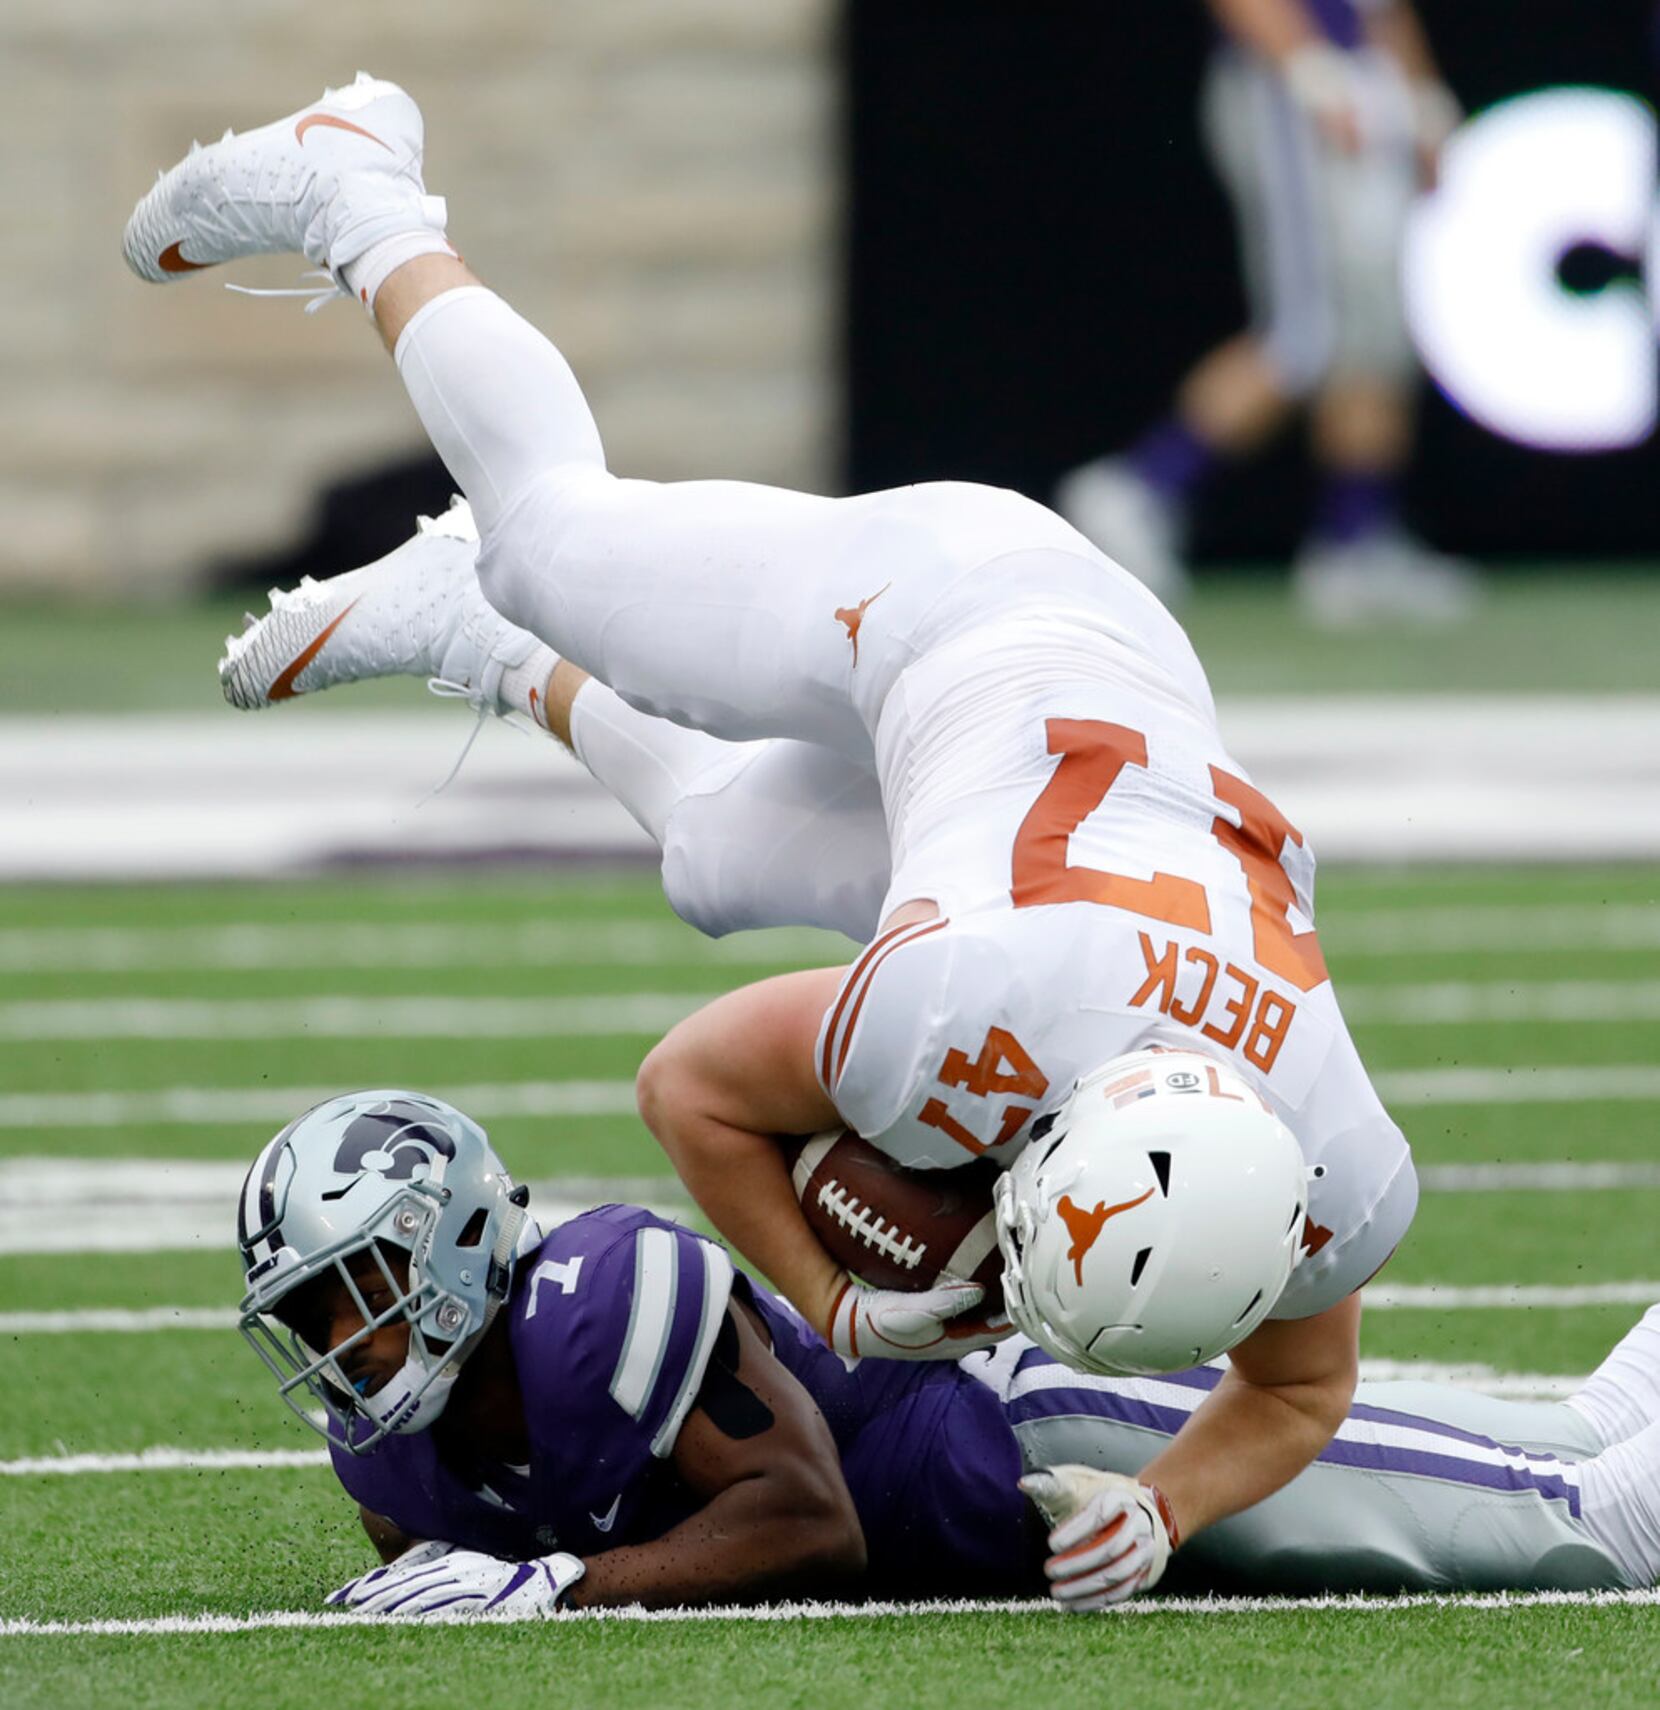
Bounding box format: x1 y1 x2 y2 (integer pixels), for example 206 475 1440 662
843 0 1659 560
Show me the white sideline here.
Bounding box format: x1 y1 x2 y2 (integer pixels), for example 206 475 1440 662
7 1063 1660 1133
3 1288 1650 1337
9 980 1660 1040
3 1589 1658 1637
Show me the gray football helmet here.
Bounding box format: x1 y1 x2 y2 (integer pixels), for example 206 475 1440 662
236 1090 536 1453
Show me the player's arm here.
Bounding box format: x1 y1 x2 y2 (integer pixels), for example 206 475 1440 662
1205 0 1321 63
1135 1290 1361 1543
1207 0 1364 152
332 1300 867 1614
1362 0 1461 184
567 1298 866 1607
359 1506 417 1564
636 968 850 1338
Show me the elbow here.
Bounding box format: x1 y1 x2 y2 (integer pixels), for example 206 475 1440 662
778 1463 868 1585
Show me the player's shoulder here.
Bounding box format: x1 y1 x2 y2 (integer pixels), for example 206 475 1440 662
509 1206 737 1461
817 911 1082 1165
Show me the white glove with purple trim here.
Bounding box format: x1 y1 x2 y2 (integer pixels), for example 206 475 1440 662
327 1539 586 1618
828 1275 1012 1361
1020 1464 1177 1610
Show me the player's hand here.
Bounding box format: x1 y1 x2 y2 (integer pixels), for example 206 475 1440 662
327 1538 586 1618
1283 44 1363 153
1020 1465 1177 1610
828 1274 1012 1361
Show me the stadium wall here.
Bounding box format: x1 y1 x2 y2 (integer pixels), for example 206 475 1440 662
0 0 835 597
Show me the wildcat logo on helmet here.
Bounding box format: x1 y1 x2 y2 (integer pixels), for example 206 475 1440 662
328 1096 459 1187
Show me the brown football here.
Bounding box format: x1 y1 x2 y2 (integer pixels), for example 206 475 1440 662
784 1128 1005 1312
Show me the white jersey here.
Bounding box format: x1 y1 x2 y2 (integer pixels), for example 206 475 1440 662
816 614 1416 1321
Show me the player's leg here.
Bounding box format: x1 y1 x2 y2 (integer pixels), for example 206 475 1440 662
1292 59 1476 624
1055 49 1312 601
1001 1350 1634 1592
563 671 890 943
128 78 1087 761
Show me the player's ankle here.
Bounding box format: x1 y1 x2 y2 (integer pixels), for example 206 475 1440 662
500 644 562 731
342 231 459 316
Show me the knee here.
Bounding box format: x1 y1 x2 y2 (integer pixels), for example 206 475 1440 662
473 533 533 633
1261 318 1334 401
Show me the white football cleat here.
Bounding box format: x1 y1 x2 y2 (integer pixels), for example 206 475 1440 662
1292 532 1480 629
1054 457 1190 609
123 72 445 287
219 499 539 712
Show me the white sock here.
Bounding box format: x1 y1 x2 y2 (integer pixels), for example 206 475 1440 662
569 682 735 846
1576 1419 1660 1587
1567 1304 1660 1449
341 230 459 315
498 644 562 730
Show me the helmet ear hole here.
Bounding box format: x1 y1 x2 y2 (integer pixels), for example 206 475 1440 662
1129 1246 1153 1287
1232 1287 1265 1327
1147 1151 1172 1196
455 1207 489 1249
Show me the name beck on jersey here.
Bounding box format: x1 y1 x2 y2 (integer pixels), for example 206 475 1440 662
1126 931 1297 1075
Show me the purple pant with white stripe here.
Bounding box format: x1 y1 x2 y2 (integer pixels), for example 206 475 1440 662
967 1343 1629 1594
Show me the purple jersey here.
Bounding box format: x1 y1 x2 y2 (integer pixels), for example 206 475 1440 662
331 1206 1036 1596
1304 0 1367 52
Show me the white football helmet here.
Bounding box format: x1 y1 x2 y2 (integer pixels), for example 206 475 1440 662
994 1048 1309 1376
237 1090 538 1452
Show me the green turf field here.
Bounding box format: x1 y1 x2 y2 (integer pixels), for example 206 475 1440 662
3 864 1659 1706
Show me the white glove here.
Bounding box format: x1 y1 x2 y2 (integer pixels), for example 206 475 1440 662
1019 1464 1177 1610
327 1539 586 1619
828 1274 1012 1361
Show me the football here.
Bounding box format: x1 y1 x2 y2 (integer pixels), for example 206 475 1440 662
784 1128 1005 1311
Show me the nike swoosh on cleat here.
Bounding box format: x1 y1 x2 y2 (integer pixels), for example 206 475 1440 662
294 113 393 152
158 241 209 274
267 599 361 702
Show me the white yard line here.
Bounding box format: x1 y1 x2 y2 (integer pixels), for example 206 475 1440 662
1343 980 1660 1023
0 904 1654 977
0 1159 683 1256
4 1063 1654 1134
7 980 1660 1041
0 1080 641 1130
5 1294 1641 1338
4 1588 1657 1637
0 1447 330 1477
0 920 846 974
1418 1162 1660 1191
2 1153 1656 1257
1365 1284 1659 1310
1319 904 1660 955
1375 1065 1660 1104
0 994 708 1041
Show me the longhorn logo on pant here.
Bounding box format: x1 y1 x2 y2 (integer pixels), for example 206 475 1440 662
835 582 891 668
1057 1188 1156 1286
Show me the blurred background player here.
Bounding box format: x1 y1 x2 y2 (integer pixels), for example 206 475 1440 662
1055 0 1476 624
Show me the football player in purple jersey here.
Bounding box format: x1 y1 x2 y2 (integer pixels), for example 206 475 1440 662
1056 0 1477 623
240 1092 1660 1615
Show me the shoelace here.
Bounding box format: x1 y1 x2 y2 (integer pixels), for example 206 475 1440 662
423 678 538 800
224 271 345 315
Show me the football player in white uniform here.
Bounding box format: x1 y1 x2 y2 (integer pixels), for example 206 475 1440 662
1056 0 1476 622
128 74 1416 1582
